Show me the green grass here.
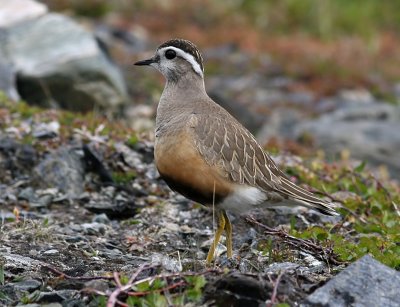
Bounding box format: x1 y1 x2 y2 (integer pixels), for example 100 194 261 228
286 159 400 269
43 0 400 40
231 0 400 39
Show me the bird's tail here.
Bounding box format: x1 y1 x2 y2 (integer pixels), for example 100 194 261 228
279 177 339 216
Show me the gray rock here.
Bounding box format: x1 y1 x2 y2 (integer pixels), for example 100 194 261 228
264 262 300 274
150 253 182 272
18 187 54 208
0 2 127 112
302 255 400 307
30 194 53 208
3 253 44 273
83 279 109 293
204 272 270 306
92 213 111 224
32 121 60 139
36 290 78 303
18 187 35 201
13 279 41 292
315 89 375 113
94 23 150 54
0 54 19 100
0 137 38 176
81 222 106 235
209 90 265 134
34 147 84 198
43 249 59 255
393 83 400 102
296 103 400 178
257 108 303 143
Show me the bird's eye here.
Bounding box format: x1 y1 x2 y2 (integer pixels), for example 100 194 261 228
165 49 176 60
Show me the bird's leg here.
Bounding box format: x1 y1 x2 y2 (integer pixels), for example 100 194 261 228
206 210 225 264
222 210 233 258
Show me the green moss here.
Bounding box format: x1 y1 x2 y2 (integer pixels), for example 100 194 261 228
126 134 139 148
112 170 137 184
286 157 400 269
126 275 206 306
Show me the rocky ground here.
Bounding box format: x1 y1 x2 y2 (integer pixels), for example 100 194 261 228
0 99 339 306
1 96 399 306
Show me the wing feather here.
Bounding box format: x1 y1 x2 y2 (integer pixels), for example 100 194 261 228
191 106 337 216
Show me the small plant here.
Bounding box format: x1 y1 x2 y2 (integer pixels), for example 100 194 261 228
126 135 139 148
185 275 207 302
285 158 400 269
112 170 137 184
257 238 296 264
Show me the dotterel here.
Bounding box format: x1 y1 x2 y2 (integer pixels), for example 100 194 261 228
135 39 338 264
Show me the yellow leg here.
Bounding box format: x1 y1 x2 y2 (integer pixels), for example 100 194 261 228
223 211 233 259
206 210 225 264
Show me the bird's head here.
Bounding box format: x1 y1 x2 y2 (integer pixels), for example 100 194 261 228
135 39 204 83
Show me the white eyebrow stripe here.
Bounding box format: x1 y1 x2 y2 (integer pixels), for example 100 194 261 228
158 46 204 77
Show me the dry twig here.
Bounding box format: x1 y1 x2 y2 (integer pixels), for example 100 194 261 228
267 270 285 307
245 216 343 265
43 264 114 281
107 263 150 307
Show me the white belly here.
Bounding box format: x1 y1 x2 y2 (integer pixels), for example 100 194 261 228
219 185 266 214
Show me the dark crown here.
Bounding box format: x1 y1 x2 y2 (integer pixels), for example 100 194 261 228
157 39 204 72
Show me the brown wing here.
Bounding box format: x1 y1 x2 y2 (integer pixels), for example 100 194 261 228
190 109 284 193
190 107 338 216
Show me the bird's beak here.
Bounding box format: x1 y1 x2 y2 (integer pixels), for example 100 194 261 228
134 58 155 66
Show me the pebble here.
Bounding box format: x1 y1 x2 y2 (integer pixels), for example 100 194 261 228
29 249 39 257
92 213 110 224
84 279 109 293
81 222 106 235
150 253 182 272
201 239 227 258
43 249 59 255
265 262 300 274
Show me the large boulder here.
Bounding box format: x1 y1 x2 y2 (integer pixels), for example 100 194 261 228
0 0 127 113
295 102 400 178
302 255 400 307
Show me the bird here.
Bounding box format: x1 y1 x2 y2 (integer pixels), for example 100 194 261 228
135 39 338 264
